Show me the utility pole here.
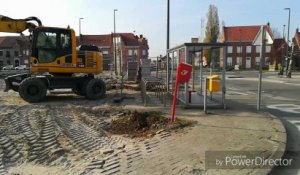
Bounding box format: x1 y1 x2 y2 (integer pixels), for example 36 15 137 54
167 0 170 50
283 24 286 39
166 0 170 91
287 43 295 78
79 18 84 43
114 9 118 76
284 8 291 77
257 26 266 111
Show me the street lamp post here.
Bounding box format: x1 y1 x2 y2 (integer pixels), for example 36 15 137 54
284 8 291 44
113 9 118 75
283 24 286 39
79 18 84 44
166 0 170 91
284 8 291 77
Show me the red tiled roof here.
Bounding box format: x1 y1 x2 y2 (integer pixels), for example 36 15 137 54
79 35 111 47
118 33 139 46
78 33 147 47
223 25 273 42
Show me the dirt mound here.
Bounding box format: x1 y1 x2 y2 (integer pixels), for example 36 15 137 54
107 111 193 137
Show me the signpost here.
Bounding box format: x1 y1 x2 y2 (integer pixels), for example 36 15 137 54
252 25 273 111
170 63 192 123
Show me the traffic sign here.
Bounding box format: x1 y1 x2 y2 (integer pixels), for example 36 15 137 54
171 63 192 123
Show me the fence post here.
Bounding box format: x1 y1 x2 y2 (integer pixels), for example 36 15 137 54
204 78 207 114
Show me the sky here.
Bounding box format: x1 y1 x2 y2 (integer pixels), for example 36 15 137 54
1 0 299 57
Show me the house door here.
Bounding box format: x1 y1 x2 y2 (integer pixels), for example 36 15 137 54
246 57 251 69
14 59 20 67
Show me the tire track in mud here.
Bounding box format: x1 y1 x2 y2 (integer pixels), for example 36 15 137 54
0 101 187 174
48 105 128 173
29 115 66 165
0 136 22 174
0 148 5 175
0 105 67 172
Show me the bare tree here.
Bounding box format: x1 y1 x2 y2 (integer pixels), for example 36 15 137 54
271 27 282 39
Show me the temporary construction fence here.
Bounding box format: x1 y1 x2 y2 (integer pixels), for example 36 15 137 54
140 77 166 106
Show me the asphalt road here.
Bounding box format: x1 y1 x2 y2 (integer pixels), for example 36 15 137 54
225 72 300 175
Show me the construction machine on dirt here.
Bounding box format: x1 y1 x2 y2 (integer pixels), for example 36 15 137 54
0 15 106 102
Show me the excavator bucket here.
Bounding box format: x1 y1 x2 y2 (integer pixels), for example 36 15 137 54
4 73 29 92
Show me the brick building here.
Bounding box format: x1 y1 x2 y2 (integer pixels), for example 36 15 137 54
293 28 300 68
0 36 30 68
79 33 149 71
221 25 287 69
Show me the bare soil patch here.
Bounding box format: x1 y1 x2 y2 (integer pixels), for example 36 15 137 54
106 111 194 137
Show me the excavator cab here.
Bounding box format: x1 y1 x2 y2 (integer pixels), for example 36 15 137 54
32 27 72 64
28 26 103 74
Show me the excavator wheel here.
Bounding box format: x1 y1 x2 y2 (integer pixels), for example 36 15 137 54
84 79 106 99
18 77 47 103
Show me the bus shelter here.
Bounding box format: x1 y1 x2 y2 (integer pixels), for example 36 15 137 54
166 42 227 108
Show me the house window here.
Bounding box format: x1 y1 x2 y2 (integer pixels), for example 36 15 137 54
246 46 252 53
26 50 29 56
128 49 133 56
6 51 10 58
14 51 19 57
227 46 233 53
237 46 242 53
7 60 10 65
102 50 109 55
236 57 242 65
255 57 260 65
265 57 270 65
265 46 271 53
0 60 3 66
0 50 3 56
133 49 138 55
142 50 146 56
227 57 232 66
256 46 261 53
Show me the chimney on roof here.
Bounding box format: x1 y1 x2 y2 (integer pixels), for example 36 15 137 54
139 34 143 38
297 28 299 33
191 37 199 43
267 22 270 26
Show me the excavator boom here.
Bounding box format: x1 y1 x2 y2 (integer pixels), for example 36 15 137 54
0 15 42 33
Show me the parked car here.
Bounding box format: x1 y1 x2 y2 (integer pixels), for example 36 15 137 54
2 65 14 70
15 65 28 70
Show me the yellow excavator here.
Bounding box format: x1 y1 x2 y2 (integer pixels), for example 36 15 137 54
0 15 106 102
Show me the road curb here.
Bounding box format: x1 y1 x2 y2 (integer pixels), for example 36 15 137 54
256 112 287 175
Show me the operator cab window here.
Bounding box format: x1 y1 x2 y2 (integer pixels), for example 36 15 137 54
59 33 71 57
36 32 57 63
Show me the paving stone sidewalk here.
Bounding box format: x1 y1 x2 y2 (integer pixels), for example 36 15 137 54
89 106 286 175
